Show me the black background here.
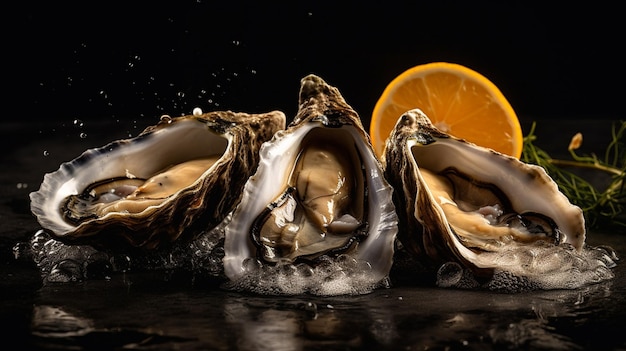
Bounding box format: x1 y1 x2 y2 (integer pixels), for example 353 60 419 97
7 1 625 132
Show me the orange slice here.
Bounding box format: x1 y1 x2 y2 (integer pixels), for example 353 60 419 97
370 62 523 159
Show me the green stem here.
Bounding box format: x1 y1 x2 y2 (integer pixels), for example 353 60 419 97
549 159 623 177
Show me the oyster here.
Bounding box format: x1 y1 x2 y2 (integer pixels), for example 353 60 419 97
30 110 286 250
223 75 398 295
383 108 604 286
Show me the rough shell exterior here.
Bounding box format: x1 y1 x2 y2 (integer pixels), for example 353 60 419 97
29 110 286 250
383 109 586 275
223 75 398 287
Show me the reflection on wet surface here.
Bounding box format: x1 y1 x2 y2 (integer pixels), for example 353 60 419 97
12 247 623 350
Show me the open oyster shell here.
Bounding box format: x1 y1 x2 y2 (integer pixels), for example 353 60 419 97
383 109 587 279
223 75 398 295
29 110 286 250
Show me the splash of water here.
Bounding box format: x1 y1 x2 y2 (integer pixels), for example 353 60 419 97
222 255 390 296
436 240 618 292
18 221 227 285
15 225 618 294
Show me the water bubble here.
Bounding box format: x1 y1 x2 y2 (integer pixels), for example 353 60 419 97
295 263 314 277
110 254 132 272
242 257 262 274
12 241 30 260
436 262 463 288
160 115 173 123
356 260 373 273
336 254 358 270
43 150 50 156
79 132 87 139
30 229 49 252
593 245 619 263
73 119 84 127
85 252 113 280
278 262 297 277
16 183 28 189
48 259 83 283
192 107 203 116
85 262 112 280
325 270 347 282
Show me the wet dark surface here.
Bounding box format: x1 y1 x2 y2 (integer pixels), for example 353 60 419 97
4 3 626 349
1 119 625 350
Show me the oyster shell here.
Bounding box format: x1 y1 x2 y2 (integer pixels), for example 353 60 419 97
383 109 588 279
30 110 286 250
223 75 398 295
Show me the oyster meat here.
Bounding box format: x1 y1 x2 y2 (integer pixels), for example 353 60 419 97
30 110 286 250
223 75 398 295
383 109 615 289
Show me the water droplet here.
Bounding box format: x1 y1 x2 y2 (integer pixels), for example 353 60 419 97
160 115 172 123
110 254 131 272
302 301 317 317
12 241 30 260
43 150 50 156
79 132 87 139
16 183 28 189
73 119 84 127
193 107 203 116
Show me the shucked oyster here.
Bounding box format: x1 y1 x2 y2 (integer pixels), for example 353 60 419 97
223 75 398 295
383 109 615 289
30 110 286 250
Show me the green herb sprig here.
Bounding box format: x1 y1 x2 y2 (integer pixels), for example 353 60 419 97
522 121 625 230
